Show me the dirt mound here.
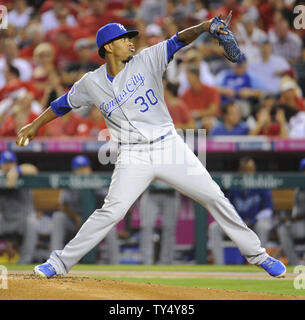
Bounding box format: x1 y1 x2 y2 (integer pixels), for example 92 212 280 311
0 274 303 300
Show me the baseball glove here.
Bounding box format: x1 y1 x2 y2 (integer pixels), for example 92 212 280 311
209 11 245 63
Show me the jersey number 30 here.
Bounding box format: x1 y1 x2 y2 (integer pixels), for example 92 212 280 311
135 89 158 113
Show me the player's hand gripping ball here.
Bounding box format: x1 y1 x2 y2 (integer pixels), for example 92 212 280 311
21 137 29 146
16 136 29 147
16 124 37 147
209 10 245 63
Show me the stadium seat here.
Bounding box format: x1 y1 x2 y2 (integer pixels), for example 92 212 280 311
271 189 295 211
32 189 61 211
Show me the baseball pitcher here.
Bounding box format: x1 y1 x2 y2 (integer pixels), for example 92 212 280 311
17 13 286 278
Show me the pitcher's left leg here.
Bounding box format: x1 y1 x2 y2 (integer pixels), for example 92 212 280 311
154 136 267 265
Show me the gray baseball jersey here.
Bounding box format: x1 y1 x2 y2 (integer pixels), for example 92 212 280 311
67 41 175 143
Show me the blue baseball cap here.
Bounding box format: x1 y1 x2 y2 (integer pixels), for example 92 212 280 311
0 150 17 165
96 23 139 58
299 158 305 171
72 155 91 171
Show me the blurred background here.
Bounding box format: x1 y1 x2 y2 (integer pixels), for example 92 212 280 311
0 0 305 267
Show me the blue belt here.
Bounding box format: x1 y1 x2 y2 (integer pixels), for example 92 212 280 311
149 130 172 144
119 130 172 146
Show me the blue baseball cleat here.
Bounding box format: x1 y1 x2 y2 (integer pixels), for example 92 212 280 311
34 263 57 279
260 256 286 278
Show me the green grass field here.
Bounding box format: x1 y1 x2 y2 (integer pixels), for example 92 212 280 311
6 264 305 297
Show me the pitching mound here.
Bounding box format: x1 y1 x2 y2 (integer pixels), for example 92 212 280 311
1 274 303 300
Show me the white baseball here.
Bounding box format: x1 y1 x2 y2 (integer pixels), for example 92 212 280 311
23 137 29 146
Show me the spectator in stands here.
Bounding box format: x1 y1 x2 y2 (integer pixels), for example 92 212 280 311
164 80 194 130
19 23 45 62
0 63 40 119
236 8 267 64
181 64 220 131
50 155 120 264
166 0 194 27
257 0 277 32
0 150 39 264
280 70 304 97
209 156 274 265
62 38 99 88
277 158 305 265
282 69 305 137
77 0 133 37
209 101 249 136
32 42 64 107
288 109 305 138
66 0 90 17
0 102 46 137
0 65 45 137
162 15 179 40
0 38 33 89
41 0 77 34
216 55 265 117
131 19 152 52
76 106 108 137
51 27 79 71
269 17 302 64
43 110 85 137
189 0 209 22
279 80 305 121
119 0 138 20
249 98 288 137
145 23 165 46
249 39 290 95
178 48 216 96
137 0 167 24
7 0 33 30
293 46 305 97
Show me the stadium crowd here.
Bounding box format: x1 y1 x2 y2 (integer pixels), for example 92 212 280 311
0 0 305 138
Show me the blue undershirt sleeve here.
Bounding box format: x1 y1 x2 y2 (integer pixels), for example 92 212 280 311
50 93 72 117
166 33 187 63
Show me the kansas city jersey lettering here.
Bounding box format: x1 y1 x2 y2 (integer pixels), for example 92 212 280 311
100 73 145 117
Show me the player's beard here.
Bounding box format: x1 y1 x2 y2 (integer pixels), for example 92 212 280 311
123 55 133 63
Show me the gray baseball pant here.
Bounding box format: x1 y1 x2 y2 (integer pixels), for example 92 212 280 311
209 218 272 265
51 211 120 265
47 134 268 274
